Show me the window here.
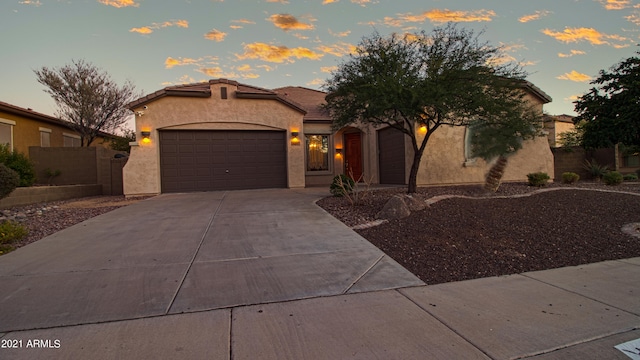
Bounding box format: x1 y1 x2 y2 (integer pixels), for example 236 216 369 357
305 134 329 172
0 119 15 150
63 133 81 147
40 127 51 147
463 125 477 166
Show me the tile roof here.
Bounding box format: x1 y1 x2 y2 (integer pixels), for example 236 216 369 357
273 86 331 122
128 79 307 114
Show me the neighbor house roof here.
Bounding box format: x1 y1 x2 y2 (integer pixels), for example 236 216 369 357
522 80 552 104
0 100 119 139
273 86 332 123
128 79 307 115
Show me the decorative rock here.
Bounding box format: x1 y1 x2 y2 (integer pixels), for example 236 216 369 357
14 212 27 219
402 194 427 212
375 194 411 220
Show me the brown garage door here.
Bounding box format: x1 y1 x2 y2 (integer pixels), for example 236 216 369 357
160 130 287 193
378 127 406 185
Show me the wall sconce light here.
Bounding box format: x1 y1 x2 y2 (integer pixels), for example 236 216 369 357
290 131 300 145
419 123 427 133
141 130 151 144
335 148 342 157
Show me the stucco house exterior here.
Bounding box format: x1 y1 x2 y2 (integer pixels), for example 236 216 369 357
0 100 114 156
123 78 554 196
544 114 576 148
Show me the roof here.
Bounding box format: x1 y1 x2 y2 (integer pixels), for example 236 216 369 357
128 79 307 115
273 86 332 122
0 100 119 138
544 114 575 124
522 80 552 104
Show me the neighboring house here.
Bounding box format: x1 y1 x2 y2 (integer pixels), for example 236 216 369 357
544 114 575 148
123 78 555 196
0 100 114 156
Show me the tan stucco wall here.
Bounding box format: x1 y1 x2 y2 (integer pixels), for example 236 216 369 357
550 121 575 147
415 125 554 185
0 112 75 156
123 83 306 196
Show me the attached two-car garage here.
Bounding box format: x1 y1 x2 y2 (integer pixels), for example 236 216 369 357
159 130 287 193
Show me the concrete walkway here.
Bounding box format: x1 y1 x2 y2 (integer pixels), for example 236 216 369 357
0 188 638 359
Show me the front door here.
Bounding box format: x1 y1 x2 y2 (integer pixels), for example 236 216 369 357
344 132 363 181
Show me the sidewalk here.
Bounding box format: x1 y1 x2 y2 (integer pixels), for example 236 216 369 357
0 188 638 359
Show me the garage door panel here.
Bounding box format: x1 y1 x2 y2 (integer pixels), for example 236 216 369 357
160 130 287 192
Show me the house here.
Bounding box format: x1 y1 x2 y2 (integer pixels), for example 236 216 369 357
0 100 115 156
123 78 554 196
544 114 576 148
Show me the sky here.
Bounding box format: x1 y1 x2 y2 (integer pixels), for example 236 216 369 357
2 0 640 128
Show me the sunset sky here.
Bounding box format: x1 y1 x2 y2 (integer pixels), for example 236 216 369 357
1 0 639 125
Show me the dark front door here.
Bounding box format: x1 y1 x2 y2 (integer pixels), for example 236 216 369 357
344 132 363 181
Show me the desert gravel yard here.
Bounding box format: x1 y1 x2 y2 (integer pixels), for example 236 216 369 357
317 182 640 284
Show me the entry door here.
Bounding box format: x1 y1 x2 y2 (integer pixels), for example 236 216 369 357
344 132 363 181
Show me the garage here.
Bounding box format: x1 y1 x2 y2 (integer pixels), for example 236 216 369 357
159 130 287 193
378 127 406 185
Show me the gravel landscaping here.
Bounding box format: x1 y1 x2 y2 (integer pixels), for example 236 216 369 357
316 182 640 284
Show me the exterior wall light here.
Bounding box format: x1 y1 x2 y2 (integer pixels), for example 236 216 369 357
141 130 151 144
419 123 427 133
291 131 300 145
335 148 342 157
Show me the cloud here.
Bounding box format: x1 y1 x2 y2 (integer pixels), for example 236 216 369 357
269 14 315 31
542 27 628 46
625 12 640 25
597 0 631 10
385 9 496 26
165 57 201 69
352 0 371 6
267 0 289 3
307 78 324 86
321 66 338 73
230 19 256 29
329 29 351 37
130 20 189 35
98 0 140 8
204 29 227 42
236 42 324 63
323 0 338 3
18 0 42 6
317 42 357 57
558 49 586 58
518 10 551 23
557 70 592 82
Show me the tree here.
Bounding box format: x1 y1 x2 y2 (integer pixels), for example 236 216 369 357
108 128 136 153
469 106 543 192
574 51 640 148
323 23 538 193
34 59 139 146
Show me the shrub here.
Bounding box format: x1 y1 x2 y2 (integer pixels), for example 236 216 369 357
0 144 35 187
603 171 623 186
561 172 580 184
330 174 355 197
527 172 550 187
0 220 28 255
583 159 608 181
623 173 638 181
0 164 19 199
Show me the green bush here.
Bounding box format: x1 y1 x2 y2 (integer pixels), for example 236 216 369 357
330 174 355 197
561 172 580 184
0 144 35 187
0 220 28 255
583 159 608 181
623 173 638 181
603 171 623 186
0 164 19 199
527 172 550 187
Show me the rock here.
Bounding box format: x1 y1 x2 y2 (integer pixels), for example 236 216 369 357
14 212 27 219
376 194 411 220
402 194 426 212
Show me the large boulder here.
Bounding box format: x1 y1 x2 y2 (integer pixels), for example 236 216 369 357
376 194 411 220
402 194 426 212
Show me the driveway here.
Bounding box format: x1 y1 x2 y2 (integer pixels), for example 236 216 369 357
0 188 422 332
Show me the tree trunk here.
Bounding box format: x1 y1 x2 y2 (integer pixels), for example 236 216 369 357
407 150 423 194
484 155 508 192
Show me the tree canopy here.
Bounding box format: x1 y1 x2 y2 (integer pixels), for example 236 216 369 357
323 23 541 193
574 51 640 148
34 59 139 147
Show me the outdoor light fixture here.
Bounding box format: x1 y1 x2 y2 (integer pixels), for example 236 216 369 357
419 123 427 133
290 131 300 145
335 148 342 156
141 130 151 144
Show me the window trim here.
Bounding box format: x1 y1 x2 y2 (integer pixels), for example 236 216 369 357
0 118 15 150
40 127 52 147
63 133 81 147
